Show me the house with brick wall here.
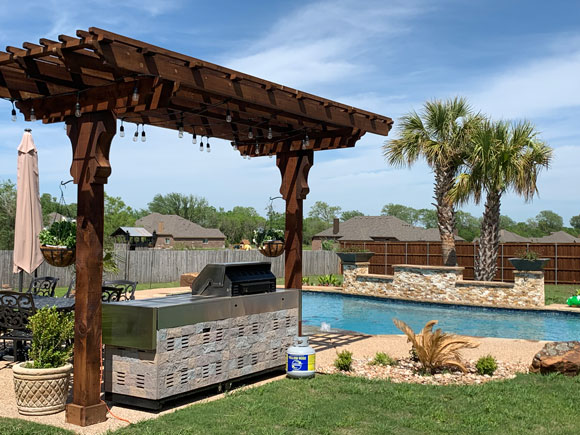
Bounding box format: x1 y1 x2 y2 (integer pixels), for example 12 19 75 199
136 212 226 249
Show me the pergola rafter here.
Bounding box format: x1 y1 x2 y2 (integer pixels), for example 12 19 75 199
0 28 392 427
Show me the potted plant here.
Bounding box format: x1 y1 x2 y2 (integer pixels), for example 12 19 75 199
508 249 549 271
12 307 74 415
38 220 76 267
253 228 285 257
336 246 374 264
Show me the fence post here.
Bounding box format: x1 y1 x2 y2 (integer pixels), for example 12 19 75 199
501 244 504 281
555 243 558 285
426 242 430 265
405 243 408 264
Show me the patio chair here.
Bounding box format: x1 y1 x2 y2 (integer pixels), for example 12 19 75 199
27 276 59 297
64 275 76 298
102 280 137 301
0 290 36 361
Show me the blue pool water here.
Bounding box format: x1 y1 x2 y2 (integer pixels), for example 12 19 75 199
302 291 580 341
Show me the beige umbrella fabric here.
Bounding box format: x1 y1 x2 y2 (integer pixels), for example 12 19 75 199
13 129 44 274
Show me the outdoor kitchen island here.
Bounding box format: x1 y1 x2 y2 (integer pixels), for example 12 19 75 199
102 263 298 409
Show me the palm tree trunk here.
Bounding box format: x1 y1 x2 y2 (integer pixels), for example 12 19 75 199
475 191 501 281
434 165 457 266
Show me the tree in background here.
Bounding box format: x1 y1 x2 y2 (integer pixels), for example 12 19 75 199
535 210 563 234
571 214 580 233
40 193 77 226
450 119 552 281
104 193 146 248
303 216 329 246
341 210 365 221
0 180 16 250
417 208 438 229
308 201 342 225
384 97 481 266
217 206 265 245
455 211 481 242
148 193 218 228
380 203 421 225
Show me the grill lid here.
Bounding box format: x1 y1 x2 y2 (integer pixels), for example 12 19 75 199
191 262 276 297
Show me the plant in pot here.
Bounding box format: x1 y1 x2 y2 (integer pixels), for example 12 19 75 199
253 228 285 257
38 220 76 267
336 246 374 264
12 307 74 415
508 249 549 271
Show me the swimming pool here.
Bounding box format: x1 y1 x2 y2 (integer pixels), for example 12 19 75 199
302 291 580 341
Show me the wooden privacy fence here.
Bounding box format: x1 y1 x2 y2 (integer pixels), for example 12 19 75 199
0 249 340 288
341 242 580 285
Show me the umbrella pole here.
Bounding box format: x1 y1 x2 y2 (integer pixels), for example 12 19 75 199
18 271 23 292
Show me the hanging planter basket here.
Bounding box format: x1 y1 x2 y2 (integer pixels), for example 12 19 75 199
259 240 284 258
40 246 76 268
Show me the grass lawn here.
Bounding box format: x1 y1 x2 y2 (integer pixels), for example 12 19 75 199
544 284 577 305
53 281 180 297
2 373 579 434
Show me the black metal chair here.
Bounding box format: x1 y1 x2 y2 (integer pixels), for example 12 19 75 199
101 286 123 302
102 280 137 301
27 276 59 297
64 275 76 298
0 291 36 361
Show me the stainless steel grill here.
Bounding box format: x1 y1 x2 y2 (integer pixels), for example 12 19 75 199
191 262 276 297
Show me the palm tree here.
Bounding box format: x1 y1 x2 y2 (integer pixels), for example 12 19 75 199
450 119 552 281
383 97 480 266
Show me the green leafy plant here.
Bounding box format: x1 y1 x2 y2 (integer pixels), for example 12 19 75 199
516 249 540 260
302 276 311 285
321 240 336 251
252 228 284 247
38 220 76 249
334 350 353 372
369 352 397 367
103 250 120 274
27 307 74 369
338 246 371 253
317 274 341 286
393 318 479 374
476 355 498 376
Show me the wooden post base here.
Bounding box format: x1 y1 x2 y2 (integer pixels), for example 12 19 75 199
66 402 108 426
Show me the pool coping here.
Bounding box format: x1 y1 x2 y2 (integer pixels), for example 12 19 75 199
301 286 580 317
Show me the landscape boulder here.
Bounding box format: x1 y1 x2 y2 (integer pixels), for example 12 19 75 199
530 341 580 376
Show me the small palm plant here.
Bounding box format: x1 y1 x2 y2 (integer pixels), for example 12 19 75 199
393 318 479 374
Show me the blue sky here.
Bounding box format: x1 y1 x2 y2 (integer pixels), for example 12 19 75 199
0 0 579 223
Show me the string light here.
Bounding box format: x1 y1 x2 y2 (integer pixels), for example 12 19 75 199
141 125 146 142
206 138 211 153
29 108 36 122
248 127 254 139
178 123 184 138
133 124 139 142
131 84 139 102
74 93 81 118
267 127 273 140
192 132 197 144
199 136 204 152
226 109 232 123
302 133 309 149
119 119 125 137
255 140 260 155
11 101 16 122
231 140 238 151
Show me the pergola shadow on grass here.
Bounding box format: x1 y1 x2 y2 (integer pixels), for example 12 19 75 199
0 28 392 426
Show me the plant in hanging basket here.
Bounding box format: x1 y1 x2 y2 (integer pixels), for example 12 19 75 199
253 228 285 257
38 221 76 267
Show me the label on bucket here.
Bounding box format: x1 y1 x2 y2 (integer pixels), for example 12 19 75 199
287 353 315 372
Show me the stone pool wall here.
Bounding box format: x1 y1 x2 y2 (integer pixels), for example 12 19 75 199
341 262 544 308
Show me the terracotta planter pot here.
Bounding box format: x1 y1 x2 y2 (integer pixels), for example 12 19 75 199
40 246 75 267
259 240 284 257
508 258 549 271
336 252 374 263
12 362 72 415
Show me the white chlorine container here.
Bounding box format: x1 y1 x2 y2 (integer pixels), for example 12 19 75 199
286 336 315 378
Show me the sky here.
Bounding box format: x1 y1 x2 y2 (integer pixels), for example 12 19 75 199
0 0 579 223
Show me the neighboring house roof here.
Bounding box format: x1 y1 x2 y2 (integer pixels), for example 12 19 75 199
313 216 464 242
530 231 580 243
136 213 226 239
110 227 153 238
474 229 531 243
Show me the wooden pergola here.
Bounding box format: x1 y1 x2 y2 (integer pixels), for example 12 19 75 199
0 28 392 426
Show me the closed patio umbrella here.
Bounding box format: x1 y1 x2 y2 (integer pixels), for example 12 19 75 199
13 129 44 280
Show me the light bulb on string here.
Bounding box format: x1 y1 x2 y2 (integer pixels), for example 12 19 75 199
255 141 260 155
132 85 139 102
206 138 211 153
133 124 139 142
75 102 81 118
267 127 273 140
119 120 125 137
29 108 36 122
199 137 204 152
231 141 238 151
178 124 184 139
192 132 197 144
11 101 16 122
248 127 253 139
141 126 146 142
302 134 310 150
226 109 232 123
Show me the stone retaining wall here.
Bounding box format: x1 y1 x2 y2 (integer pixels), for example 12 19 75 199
343 262 544 308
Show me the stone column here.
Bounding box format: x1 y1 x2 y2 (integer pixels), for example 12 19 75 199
341 261 370 291
513 270 545 307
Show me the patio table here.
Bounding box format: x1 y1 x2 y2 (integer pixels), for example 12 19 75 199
32 295 75 311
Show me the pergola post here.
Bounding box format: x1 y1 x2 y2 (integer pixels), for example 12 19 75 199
65 111 115 426
277 150 313 335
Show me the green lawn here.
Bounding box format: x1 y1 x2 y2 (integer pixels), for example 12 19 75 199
544 284 577 305
53 281 180 297
2 373 579 434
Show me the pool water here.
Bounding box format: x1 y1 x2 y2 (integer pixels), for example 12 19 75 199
302 291 580 341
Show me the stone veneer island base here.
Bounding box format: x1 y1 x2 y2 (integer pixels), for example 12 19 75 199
341 262 544 309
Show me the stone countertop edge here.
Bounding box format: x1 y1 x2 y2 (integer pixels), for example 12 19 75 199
455 280 515 288
392 264 464 271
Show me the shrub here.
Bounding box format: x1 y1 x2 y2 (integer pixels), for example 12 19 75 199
393 318 479 374
27 307 74 369
317 274 341 286
302 277 311 285
476 355 498 376
369 352 397 367
38 220 76 248
334 350 353 372
321 240 336 251
516 249 540 260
